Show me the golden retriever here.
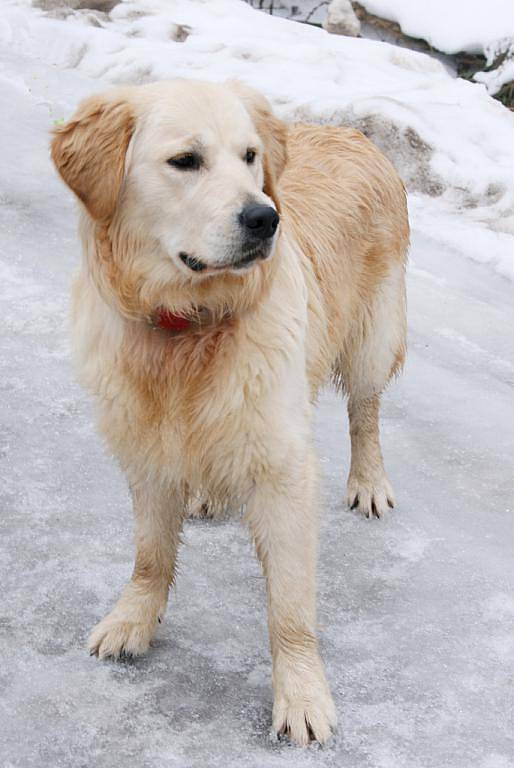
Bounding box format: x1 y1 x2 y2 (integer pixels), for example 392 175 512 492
51 79 408 746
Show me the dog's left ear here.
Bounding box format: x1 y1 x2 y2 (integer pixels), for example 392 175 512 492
229 81 288 211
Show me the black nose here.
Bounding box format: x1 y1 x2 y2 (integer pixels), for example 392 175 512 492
239 204 279 240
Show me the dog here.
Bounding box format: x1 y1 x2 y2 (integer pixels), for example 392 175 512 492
51 79 408 746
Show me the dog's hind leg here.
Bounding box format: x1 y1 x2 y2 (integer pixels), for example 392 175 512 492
187 496 215 519
346 393 396 518
88 479 184 659
336 262 406 519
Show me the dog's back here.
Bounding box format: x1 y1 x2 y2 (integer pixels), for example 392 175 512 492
280 124 409 397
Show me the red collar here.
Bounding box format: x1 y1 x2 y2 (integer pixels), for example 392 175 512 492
154 307 230 333
155 309 193 332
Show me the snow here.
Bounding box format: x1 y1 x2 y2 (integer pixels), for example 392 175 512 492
476 56 514 93
358 0 514 55
0 2 513 766
475 38 514 95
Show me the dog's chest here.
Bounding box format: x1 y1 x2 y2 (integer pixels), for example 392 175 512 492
150 325 309 496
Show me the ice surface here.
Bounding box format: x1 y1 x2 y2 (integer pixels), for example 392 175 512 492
0 2 513 767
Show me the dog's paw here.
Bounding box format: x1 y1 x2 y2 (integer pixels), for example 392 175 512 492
187 497 215 519
347 473 395 519
273 690 336 747
272 661 336 746
88 614 157 660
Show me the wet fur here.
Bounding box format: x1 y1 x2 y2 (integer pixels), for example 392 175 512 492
52 80 408 746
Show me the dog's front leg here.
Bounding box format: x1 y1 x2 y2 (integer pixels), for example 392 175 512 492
247 452 336 746
89 479 183 659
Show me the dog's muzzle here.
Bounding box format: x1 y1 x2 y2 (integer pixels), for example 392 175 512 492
178 205 279 273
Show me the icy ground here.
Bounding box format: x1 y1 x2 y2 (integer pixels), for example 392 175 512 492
1 2 513 767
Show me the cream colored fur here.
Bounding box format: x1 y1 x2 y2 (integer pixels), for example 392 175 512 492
51 79 408 747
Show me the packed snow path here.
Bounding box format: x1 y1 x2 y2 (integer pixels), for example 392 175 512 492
1 4 513 768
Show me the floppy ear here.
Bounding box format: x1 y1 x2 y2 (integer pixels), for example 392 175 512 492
228 81 288 211
51 95 135 223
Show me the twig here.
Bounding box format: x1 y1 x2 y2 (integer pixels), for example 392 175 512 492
304 0 329 23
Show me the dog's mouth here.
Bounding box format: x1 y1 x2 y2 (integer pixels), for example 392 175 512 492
179 246 270 274
179 252 207 272
231 246 268 269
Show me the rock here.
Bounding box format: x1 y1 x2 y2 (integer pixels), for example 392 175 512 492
34 0 119 12
323 0 361 37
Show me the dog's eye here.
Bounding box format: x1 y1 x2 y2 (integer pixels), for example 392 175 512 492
167 152 202 171
245 149 256 165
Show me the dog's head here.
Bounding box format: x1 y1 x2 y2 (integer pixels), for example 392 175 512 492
51 80 287 318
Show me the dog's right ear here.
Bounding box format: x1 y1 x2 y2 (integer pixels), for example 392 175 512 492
51 95 135 223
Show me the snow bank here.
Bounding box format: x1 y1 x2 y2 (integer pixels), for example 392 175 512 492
358 0 514 55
